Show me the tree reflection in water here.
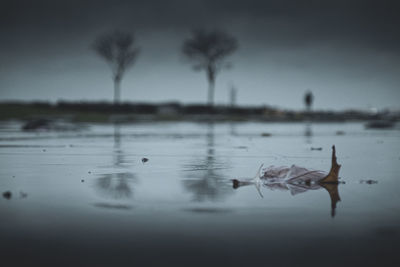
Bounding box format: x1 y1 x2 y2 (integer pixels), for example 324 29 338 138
304 122 312 144
182 122 232 202
96 172 135 199
95 123 137 200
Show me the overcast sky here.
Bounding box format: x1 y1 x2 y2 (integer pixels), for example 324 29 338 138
1 0 399 110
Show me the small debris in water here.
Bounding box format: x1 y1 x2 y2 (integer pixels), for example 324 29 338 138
261 133 272 137
2 191 12 200
12 176 15 178
142 158 149 163
93 203 132 210
19 192 28 198
81 179 85 183
183 207 232 214
336 131 345 135
42 149 46 152
311 147 323 151
360 179 378 184
88 171 91 174
365 120 395 129
22 119 51 131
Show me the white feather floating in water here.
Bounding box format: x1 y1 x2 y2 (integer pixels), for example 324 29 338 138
232 146 341 217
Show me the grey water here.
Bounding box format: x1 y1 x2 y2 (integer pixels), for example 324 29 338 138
0 121 399 266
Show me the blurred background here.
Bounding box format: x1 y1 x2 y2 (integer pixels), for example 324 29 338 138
1 0 400 112
1 1 400 267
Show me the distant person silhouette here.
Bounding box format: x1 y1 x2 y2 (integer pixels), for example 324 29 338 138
304 91 313 112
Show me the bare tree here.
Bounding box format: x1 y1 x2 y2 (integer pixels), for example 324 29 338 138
182 29 238 106
92 31 140 104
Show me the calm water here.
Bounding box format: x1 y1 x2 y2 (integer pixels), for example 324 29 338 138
0 121 399 266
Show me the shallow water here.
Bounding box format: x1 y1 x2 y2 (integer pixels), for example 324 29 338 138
0 121 399 266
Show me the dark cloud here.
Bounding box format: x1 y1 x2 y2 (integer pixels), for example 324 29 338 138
1 0 399 52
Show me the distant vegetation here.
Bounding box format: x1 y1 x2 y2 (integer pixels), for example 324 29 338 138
0 101 396 123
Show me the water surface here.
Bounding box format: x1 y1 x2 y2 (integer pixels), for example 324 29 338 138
0 121 399 266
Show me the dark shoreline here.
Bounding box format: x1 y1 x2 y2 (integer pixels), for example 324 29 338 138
0 101 398 123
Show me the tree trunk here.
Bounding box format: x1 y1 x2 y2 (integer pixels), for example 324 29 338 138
207 67 215 107
208 79 215 107
114 77 121 104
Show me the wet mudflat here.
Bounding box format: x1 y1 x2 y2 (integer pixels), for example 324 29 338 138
0 121 399 266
